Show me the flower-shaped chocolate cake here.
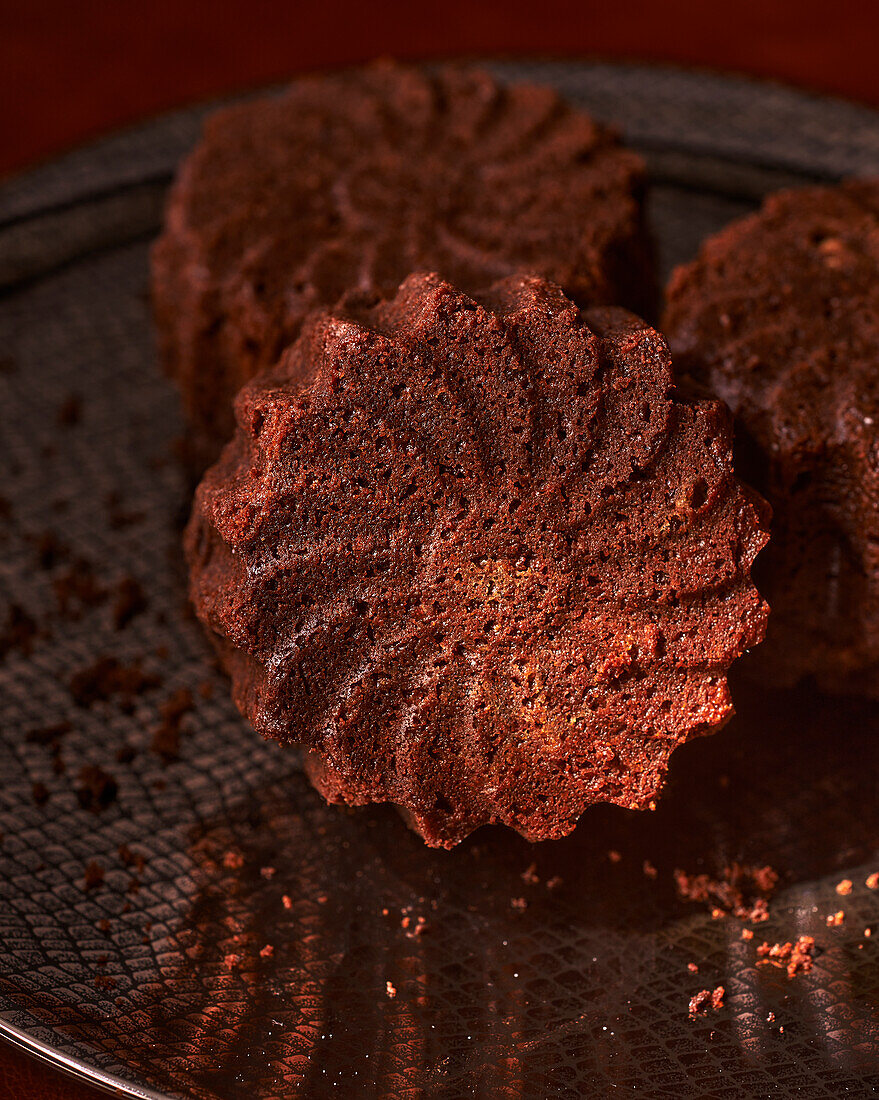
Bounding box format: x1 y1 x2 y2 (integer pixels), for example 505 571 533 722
665 181 879 695
152 61 653 468
187 274 768 846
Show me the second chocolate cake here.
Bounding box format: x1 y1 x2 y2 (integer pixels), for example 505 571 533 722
186 273 768 847
664 181 879 695
152 61 653 469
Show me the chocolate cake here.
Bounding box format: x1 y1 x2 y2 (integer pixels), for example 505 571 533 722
185 273 768 847
152 61 654 469
664 180 879 694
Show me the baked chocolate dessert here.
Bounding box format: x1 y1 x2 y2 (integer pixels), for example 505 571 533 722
186 273 768 847
152 61 654 469
664 181 879 694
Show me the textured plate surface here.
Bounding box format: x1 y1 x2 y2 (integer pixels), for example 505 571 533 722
2 62 879 1099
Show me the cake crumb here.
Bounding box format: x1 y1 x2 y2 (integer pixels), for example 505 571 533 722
151 687 194 762
112 577 147 630
741 928 754 940
260 866 276 879
521 863 539 886
546 876 563 890
76 765 118 812
674 863 777 922
687 962 698 973
757 935 816 978
510 896 528 910
31 782 50 807
386 981 396 999
83 860 105 890
259 944 274 958
826 910 845 927
282 895 293 909
642 860 657 879
224 954 240 970
866 872 879 890
836 879 853 896
689 985 724 1017
607 850 622 863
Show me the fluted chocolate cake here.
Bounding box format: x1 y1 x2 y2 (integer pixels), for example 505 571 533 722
186 273 768 847
664 181 879 695
152 61 654 468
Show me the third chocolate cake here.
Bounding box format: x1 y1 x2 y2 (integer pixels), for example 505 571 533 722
664 181 879 695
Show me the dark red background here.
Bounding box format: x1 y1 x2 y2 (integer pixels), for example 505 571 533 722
2 0 878 1094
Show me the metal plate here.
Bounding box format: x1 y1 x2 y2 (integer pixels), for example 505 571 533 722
1 62 879 1099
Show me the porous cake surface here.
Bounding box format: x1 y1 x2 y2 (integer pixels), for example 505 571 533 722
186 273 767 846
665 181 879 694
152 61 653 467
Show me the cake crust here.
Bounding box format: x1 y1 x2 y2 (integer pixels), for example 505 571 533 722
186 273 767 847
664 180 879 694
152 61 654 469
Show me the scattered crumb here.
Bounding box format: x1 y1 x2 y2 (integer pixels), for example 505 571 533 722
546 876 563 890
689 985 724 1017
260 866 276 879
510 896 528 911
607 850 622 863
401 913 428 937
741 928 754 941
757 935 816 978
26 721 72 747
224 954 240 970
83 860 105 890
282 895 293 910
866 872 879 891
711 908 724 920
53 561 107 620
866 928 873 938
69 657 159 709
0 603 39 659
674 863 777 922
836 879 853 896
826 911 845 927
31 781 50 807
56 393 82 427
104 491 146 531
223 850 244 870
112 577 147 630
642 860 657 879
767 1012 775 1023
259 944 274 958
521 863 539 886
386 981 396 999
76 765 118 812
32 530 70 570
687 962 698 973
151 687 194 761
118 844 145 873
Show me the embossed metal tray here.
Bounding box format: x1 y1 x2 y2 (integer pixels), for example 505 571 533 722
2 62 879 1099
